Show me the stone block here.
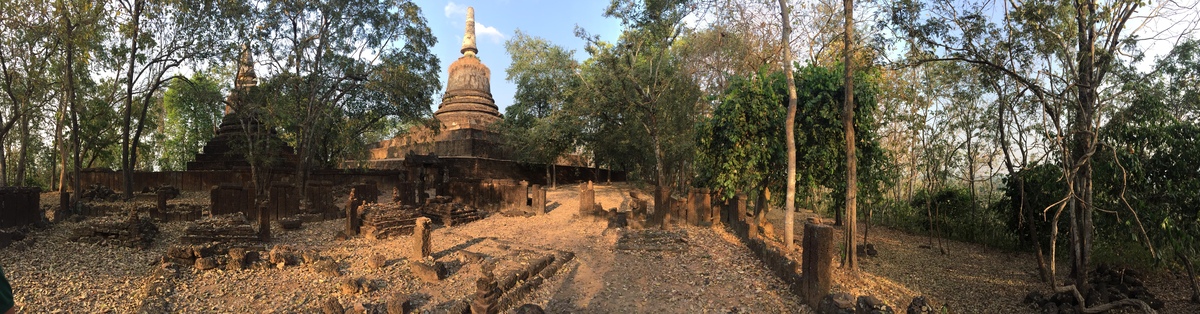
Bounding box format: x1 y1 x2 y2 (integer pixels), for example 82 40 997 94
0 187 41 228
412 217 432 259
410 261 444 283
802 223 835 308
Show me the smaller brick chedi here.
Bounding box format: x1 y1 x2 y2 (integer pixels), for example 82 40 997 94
366 6 505 160
188 46 298 171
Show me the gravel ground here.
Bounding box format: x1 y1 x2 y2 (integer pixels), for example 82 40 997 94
2 186 808 313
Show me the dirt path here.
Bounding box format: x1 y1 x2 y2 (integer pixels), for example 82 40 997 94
445 183 807 313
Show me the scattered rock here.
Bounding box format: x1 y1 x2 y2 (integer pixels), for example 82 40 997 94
194 257 218 271
855 295 893 314
279 217 303 230
410 260 444 283
192 243 220 258
368 254 387 269
268 245 297 266
818 292 856 314
166 245 194 260
338 277 364 295
386 293 415 314
313 260 341 277
227 248 248 271
301 250 322 265
321 296 344 314
1025 264 1165 312
458 251 486 264
510 304 545 314
906 296 933 314
1023 291 1044 305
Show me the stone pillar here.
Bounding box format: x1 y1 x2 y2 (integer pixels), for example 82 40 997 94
412 217 432 259
531 185 546 215
699 188 712 225
346 188 360 236
735 192 748 235
154 189 168 218
801 222 834 308
259 204 271 241
578 182 594 217
60 191 71 215
685 189 697 226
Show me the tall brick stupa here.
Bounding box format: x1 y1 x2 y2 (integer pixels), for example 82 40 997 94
366 6 505 161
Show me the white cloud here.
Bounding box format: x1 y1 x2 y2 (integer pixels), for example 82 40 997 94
475 22 505 44
444 2 506 44
444 2 467 17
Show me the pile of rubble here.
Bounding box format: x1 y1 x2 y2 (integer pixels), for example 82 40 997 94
420 196 486 227
163 243 336 272
81 184 120 201
69 213 159 249
179 213 260 244
1023 264 1165 313
359 202 421 240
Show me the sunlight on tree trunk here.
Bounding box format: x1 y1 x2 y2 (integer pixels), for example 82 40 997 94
841 0 858 270
779 0 798 250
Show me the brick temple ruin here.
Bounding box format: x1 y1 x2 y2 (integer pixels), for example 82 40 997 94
28 7 622 231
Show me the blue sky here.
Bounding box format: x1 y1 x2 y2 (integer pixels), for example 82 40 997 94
413 0 625 114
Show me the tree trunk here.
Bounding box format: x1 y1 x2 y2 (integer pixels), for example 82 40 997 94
1068 0 1101 291
779 0 798 250
841 0 858 270
1180 254 1200 303
966 126 977 240
1 142 7 186
63 9 81 210
120 0 142 200
16 113 29 186
54 99 64 192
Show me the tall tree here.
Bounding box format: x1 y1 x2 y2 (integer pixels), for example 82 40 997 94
251 0 440 192
158 72 223 170
113 0 227 198
577 0 702 205
501 29 581 186
53 0 106 209
779 0 799 250
889 0 1194 299
841 0 857 270
0 0 57 186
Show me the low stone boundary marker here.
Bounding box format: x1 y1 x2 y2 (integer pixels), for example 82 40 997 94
578 182 595 217
720 192 833 309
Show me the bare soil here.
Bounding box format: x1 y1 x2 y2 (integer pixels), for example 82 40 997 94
1 185 805 313
5 185 1198 313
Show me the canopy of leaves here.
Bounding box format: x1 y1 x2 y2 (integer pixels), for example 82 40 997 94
498 30 581 165
158 72 222 170
696 63 888 204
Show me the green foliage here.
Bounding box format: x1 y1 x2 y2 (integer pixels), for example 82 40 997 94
695 68 785 198
158 73 223 170
574 0 702 187
1092 39 1200 268
997 163 1065 250
499 30 581 166
908 186 1017 249
696 63 889 207
245 0 440 169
